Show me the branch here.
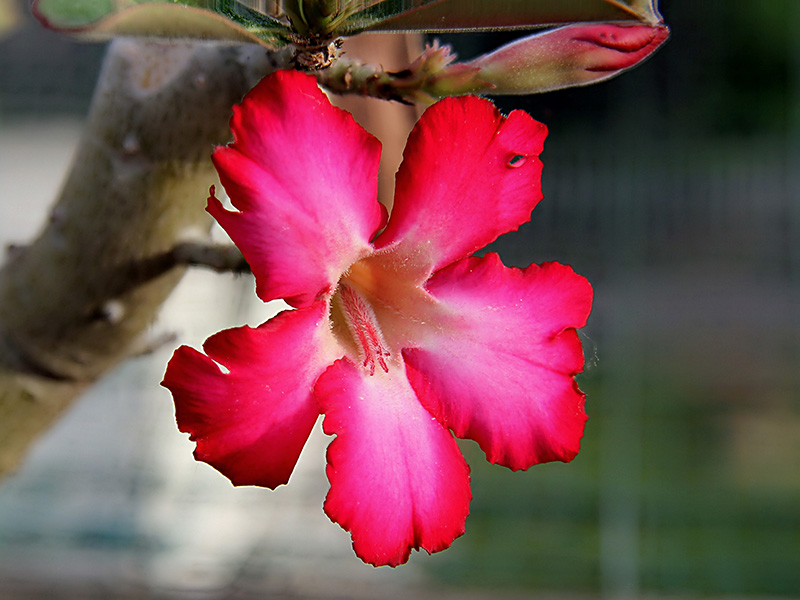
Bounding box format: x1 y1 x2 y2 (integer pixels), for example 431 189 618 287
120 242 251 295
171 242 251 274
0 39 283 480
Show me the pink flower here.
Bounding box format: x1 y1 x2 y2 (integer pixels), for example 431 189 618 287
161 70 593 567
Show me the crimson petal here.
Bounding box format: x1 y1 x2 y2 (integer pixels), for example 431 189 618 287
374 95 547 278
404 253 593 470
162 302 336 488
210 70 385 308
316 359 471 567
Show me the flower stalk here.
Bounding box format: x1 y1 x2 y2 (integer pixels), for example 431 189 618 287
318 23 669 103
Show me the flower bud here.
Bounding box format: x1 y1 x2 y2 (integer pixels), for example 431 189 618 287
463 22 670 95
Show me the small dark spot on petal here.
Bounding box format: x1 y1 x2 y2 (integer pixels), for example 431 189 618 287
507 154 527 168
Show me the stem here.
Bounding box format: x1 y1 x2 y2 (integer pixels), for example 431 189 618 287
318 57 417 103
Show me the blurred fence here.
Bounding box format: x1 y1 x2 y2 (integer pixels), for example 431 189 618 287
494 133 800 279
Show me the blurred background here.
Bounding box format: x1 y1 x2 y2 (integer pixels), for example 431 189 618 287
1 0 799 598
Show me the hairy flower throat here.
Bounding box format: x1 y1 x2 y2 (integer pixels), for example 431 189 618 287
339 283 390 376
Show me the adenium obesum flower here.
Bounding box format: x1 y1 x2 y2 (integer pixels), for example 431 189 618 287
161 69 593 567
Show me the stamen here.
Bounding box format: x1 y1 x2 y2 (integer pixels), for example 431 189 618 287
339 283 390 375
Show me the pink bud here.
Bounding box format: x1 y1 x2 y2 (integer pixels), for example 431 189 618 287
467 23 670 95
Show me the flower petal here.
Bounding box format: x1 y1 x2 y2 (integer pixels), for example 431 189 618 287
209 70 385 307
316 359 471 567
403 253 593 470
373 95 547 278
161 301 336 488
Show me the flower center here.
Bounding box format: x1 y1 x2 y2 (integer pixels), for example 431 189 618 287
338 282 390 376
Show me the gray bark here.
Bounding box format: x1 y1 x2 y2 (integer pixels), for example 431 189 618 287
0 38 285 478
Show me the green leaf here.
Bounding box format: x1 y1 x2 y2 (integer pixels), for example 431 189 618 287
32 0 290 48
33 0 662 46
346 0 662 34
230 1 662 34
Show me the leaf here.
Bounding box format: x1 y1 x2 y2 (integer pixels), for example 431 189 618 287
350 0 662 34
31 0 289 48
33 0 662 45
